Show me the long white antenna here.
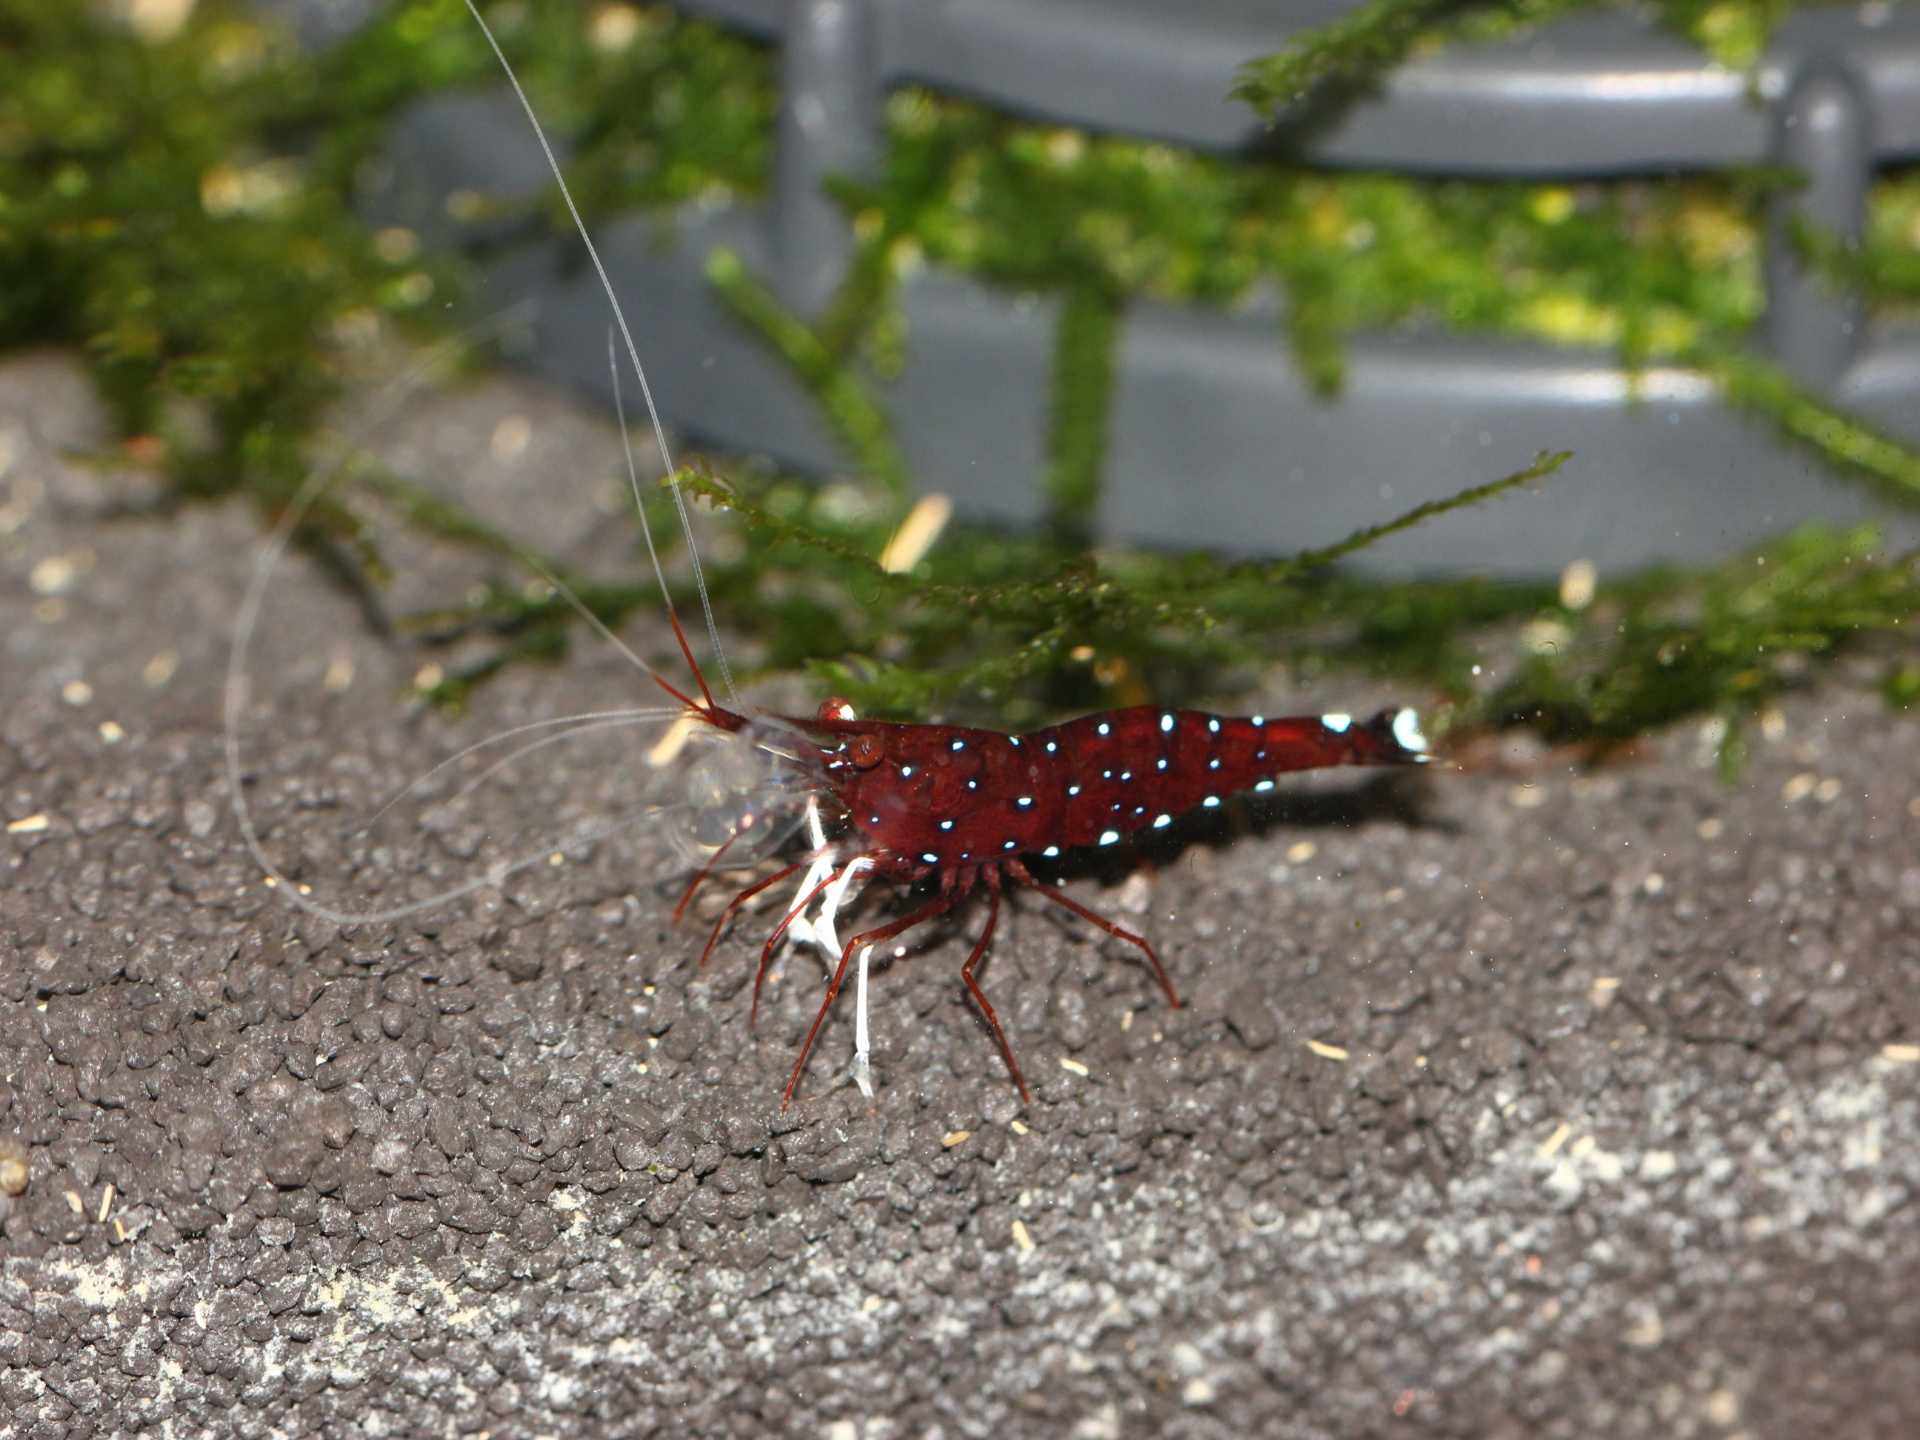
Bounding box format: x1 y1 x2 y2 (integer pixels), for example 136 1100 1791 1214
610 332 738 701
464 0 738 704
363 704 681 828
222 330 690 928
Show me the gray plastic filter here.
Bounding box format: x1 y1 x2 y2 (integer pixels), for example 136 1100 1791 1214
362 0 1920 573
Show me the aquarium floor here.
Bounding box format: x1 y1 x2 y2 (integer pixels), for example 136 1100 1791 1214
4 350 1919 1440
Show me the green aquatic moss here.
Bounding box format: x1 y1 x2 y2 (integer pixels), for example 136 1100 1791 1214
1231 0 1801 116
8 0 1920 768
0 0 764 533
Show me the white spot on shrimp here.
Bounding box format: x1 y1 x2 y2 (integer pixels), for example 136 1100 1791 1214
1208 717 1221 733
1120 771 1132 782
1045 740 1058 753
1043 845 1060 857
922 852 939 863
1097 722 1111 736
966 779 977 790
1252 715 1265 726
1322 712 1352 733
1153 814 1171 827
1209 757 1220 769
940 820 955 830
950 739 965 752
1010 736 1022 747
901 765 914 778
1156 757 1167 770
1203 796 1220 808
1160 713 1175 733
1068 785 1081 797
1004 839 1017 850
1394 707 1429 752
1254 780 1274 792
1016 797 1033 808
1102 770 1113 780
1099 830 1120 845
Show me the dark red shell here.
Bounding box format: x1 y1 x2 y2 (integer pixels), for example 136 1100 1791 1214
798 704 1424 877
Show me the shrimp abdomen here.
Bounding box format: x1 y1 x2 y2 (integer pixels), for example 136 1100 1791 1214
817 705 1426 867
1034 706 1425 853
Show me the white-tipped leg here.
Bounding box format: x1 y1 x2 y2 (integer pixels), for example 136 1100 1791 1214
810 856 871 976
774 800 836 972
810 857 874 1094
852 944 875 1099
781 853 838 959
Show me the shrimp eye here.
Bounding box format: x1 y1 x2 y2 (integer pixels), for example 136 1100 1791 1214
847 733 886 769
819 697 858 723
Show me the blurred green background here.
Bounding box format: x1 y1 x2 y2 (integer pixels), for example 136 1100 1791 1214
9 0 1920 764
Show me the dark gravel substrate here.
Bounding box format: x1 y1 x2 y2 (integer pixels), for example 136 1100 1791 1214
4 350 1920 1440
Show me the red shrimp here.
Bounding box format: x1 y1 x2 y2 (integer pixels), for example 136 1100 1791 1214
681 695 1427 1105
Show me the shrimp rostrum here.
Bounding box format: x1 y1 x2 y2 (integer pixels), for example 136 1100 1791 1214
674 689 1429 1105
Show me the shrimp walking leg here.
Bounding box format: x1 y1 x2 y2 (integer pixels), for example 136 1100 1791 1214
785 877 965 1108
958 873 1026 1100
851 942 879 1099
751 869 840 1025
1005 857 1181 1009
696 858 805 968
676 836 743 926
806 858 876 1096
